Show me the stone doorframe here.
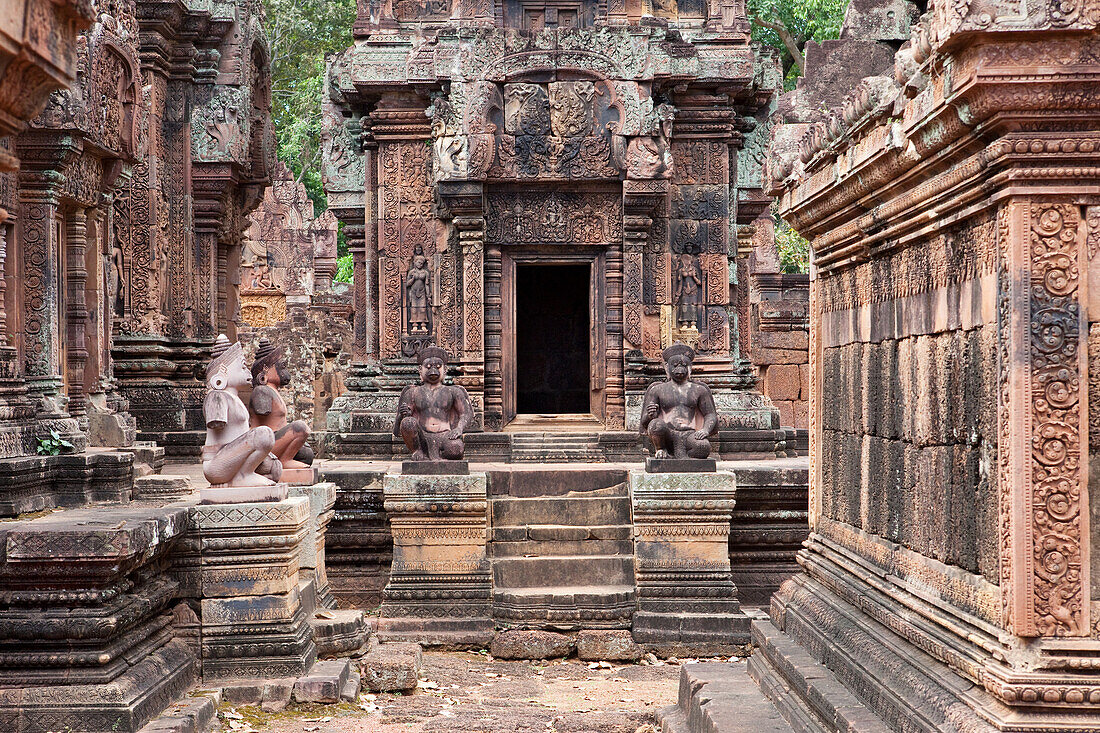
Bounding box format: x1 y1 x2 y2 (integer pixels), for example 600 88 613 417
499 247 608 426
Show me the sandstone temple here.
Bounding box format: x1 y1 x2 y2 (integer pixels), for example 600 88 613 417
0 0 1096 731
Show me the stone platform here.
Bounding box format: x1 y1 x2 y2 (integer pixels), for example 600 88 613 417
0 505 197 733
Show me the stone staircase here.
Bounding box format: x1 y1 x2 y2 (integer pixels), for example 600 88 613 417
509 431 605 462
489 470 635 628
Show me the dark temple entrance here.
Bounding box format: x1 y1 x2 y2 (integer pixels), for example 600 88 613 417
515 264 590 414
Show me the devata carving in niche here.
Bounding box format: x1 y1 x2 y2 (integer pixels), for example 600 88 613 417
249 338 313 469
405 245 432 335
202 335 282 487
640 343 717 460
674 253 702 329
394 346 472 461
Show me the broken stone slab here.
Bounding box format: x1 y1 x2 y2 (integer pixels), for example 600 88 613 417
136 689 220 733
341 671 362 702
576 630 644 662
490 630 575 660
292 659 353 704
362 640 422 692
311 608 371 657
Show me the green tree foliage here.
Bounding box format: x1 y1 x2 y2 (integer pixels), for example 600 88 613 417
776 223 810 274
264 0 356 214
748 0 848 87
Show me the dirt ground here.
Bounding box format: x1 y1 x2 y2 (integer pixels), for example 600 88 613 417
214 651 693 733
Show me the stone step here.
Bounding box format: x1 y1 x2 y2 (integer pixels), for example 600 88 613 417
491 537 635 557
488 469 629 498
491 495 632 526
748 619 890 733
491 524 632 542
656 662 792 733
511 451 606 463
493 555 634 588
493 585 636 607
292 658 355 704
138 690 219 733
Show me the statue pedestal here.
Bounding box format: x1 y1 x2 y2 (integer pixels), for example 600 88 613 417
377 472 493 646
282 466 319 485
401 460 469 475
189 497 317 680
645 457 716 473
200 481 288 504
629 470 750 655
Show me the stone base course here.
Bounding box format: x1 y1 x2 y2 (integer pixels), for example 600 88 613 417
490 630 576 660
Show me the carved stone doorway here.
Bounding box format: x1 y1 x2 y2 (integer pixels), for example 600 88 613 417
502 251 606 428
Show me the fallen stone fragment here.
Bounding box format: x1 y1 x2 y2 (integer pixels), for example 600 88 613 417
362 640 422 692
293 659 352 703
491 630 575 660
577 630 644 662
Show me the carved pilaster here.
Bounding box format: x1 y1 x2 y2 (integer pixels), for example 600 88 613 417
18 185 64 400
999 197 1090 638
483 242 502 430
64 206 89 418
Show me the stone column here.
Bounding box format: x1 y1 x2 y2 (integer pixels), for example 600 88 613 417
64 206 89 419
378 471 493 646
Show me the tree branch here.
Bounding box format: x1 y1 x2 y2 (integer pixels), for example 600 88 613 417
751 15 805 74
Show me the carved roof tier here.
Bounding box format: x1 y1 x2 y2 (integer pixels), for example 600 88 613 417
330 25 758 101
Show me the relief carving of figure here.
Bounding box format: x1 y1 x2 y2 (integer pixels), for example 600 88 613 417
505 83 551 135
394 346 472 461
429 93 467 181
550 81 599 138
625 102 674 179
674 253 702 328
109 240 125 317
202 335 283 487
248 338 313 469
405 246 432 335
639 343 718 460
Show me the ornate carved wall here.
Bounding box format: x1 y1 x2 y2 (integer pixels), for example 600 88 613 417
0 0 274 503
0 0 93 463
751 1 1100 730
323 0 785 455
112 0 275 455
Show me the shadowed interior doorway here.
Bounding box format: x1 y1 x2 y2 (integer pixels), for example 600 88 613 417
515 264 590 414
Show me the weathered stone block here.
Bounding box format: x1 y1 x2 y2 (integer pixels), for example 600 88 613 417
764 364 801 401
630 470 748 649
362 641 422 692
292 660 351 703
491 630 575 660
576 630 643 661
379 472 491 643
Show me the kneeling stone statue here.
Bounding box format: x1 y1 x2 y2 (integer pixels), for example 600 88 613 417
394 346 472 464
202 335 284 493
640 342 718 468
